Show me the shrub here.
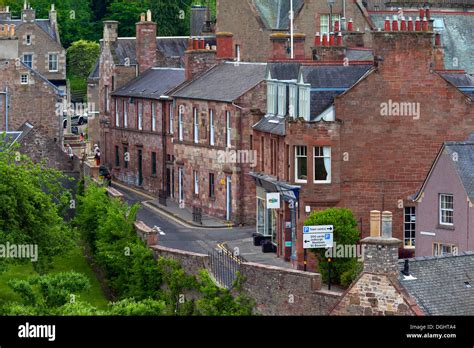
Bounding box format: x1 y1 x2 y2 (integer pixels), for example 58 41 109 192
305 208 360 285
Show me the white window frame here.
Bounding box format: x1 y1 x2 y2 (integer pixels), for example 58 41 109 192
193 108 199 143
313 146 331 184
226 111 231 148
169 104 174 134
277 83 287 117
439 194 454 226
152 102 156 132
289 83 298 118
115 99 119 127
123 100 128 128
20 74 29 85
298 85 311 121
320 14 341 34
48 53 58 72
295 145 308 184
22 54 33 68
178 105 184 141
267 81 277 115
404 207 416 248
209 109 215 146
137 102 143 131
194 170 199 195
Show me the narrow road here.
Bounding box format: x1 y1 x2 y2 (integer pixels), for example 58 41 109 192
112 183 255 255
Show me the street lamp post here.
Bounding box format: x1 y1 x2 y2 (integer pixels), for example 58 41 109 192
327 0 336 33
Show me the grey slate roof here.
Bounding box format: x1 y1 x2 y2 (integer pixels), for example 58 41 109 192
21 61 62 96
370 13 474 74
399 252 474 315
346 48 374 61
0 19 58 42
112 67 185 100
267 62 300 81
172 62 267 102
443 141 474 202
253 115 286 135
300 64 373 88
252 0 304 30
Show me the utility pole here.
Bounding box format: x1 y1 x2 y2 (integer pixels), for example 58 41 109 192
290 0 294 59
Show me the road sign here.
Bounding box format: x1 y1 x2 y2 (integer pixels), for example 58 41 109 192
303 225 334 234
303 232 333 249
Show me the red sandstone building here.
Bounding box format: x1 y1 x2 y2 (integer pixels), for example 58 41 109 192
250 17 474 270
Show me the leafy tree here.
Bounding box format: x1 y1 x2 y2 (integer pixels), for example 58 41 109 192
305 208 361 286
67 40 100 80
0 139 74 273
108 298 168 316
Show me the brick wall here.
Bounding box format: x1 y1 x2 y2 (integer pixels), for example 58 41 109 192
336 31 474 242
217 0 372 62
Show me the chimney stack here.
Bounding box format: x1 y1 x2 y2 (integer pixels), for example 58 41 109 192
269 33 306 60
136 10 157 74
184 37 216 81
21 2 36 23
0 6 11 21
216 32 234 60
362 210 401 277
103 21 119 44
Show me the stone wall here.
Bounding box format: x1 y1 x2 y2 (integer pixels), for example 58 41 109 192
240 262 340 316
147 242 340 316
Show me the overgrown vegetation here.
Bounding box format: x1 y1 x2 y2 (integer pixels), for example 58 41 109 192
305 208 362 287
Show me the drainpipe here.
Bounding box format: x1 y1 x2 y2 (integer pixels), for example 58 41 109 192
233 101 245 225
0 87 8 131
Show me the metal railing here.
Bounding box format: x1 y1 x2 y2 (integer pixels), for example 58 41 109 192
208 247 245 289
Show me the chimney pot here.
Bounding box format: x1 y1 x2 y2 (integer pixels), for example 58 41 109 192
408 17 414 31
334 20 340 33
329 32 335 46
193 38 199 50
392 19 399 32
419 8 425 19
401 17 407 31
426 8 431 21
140 13 145 22
322 33 328 46
370 210 381 237
435 33 441 46
347 19 353 32
381 211 393 239
199 38 205 49
336 32 343 46
415 17 421 31
384 17 390 31
315 32 321 46
422 17 429 31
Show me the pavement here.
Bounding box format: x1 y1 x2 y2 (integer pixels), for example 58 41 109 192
111 180 292 269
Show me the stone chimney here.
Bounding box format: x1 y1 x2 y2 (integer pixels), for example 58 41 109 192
216 32 233 60
184 37 217 81
361 211 401 277
270 33 306 60
0 6 11 21
22 1 36 23
49 4 57 27
136 10 157 74
103 20 119 44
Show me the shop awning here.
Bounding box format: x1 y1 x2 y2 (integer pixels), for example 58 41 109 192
249 172 300 202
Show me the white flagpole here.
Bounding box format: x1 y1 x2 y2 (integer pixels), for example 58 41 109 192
290 0 294 59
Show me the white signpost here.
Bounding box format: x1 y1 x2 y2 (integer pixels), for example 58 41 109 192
303 232 333 249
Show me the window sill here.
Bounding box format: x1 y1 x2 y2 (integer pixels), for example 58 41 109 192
313 181 331 185
295 180 307 184
437 224 455 230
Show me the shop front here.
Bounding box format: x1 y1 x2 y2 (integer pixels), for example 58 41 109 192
250 172 300 260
